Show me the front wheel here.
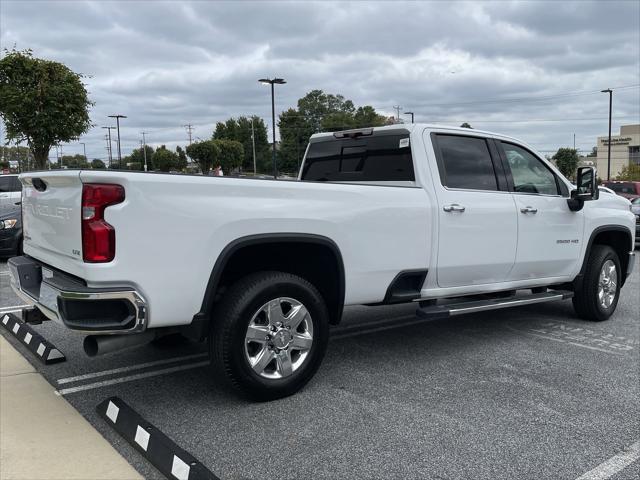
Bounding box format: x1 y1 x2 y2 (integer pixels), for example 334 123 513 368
209 271 329 401
572 245 621 322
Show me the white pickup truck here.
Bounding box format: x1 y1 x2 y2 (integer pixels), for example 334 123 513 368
9 124 636 400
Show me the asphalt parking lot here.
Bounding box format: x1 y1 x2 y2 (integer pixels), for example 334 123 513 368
1 256 639 480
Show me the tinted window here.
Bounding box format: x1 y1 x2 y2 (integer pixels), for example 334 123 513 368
603 182 636 194
0 176 20 193
435 135 498 191
301 133 415 183
502 143 558 195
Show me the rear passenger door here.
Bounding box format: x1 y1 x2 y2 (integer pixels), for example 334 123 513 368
497 141 584 280
430 133 518 288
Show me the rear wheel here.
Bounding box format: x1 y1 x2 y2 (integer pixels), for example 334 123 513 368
572 245 621 322
209 271 329 401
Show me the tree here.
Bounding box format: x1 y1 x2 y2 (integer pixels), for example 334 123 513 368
60 154 88 169
91 159 106 169
552 148 580 179
123 145 154 171
186 140 220 174
586 146 598 157
214 139 243 173
616 164 640 181
176 146 188 171
213 116 269 172
0 49 92 169
153 145 179 172
460 122 473 129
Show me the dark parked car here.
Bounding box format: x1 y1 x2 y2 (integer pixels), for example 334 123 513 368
0 203 22 257
601 180 640 199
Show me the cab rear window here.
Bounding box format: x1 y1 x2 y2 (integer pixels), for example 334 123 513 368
301 132 415 183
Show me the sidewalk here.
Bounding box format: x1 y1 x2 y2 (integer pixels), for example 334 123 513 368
0 335 142 480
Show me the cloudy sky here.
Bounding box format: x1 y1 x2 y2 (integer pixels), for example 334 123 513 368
1 0 639 162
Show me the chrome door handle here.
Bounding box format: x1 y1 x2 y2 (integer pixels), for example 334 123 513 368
520 206 538 214
443 204 466 213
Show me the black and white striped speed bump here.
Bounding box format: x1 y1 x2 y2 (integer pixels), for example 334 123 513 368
97 397 219 480
0 312 65 365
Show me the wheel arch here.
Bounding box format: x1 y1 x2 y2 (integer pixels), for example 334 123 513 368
192 233 346 336
576 225 633 289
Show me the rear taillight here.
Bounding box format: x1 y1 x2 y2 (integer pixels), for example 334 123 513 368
81 183 125 263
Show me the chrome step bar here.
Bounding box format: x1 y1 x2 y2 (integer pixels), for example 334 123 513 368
415 291 574 320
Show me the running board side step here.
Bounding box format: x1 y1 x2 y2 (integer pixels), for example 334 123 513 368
415 291 574 320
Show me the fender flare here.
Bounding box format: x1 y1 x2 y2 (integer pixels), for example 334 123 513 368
191 233 346 331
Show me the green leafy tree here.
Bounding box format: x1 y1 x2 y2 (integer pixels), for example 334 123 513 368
0 49 92 169
552 148 580 179
213 116 269 172
186 140 220 174
176 146 188 171
586 146 597 157
153 145 179 172
90 159 106 169
616 164 640 181
214 139 243 173
60 154 88 169
0 145 33 171
353 106 389 128
460 122 473 129
123 145 154 171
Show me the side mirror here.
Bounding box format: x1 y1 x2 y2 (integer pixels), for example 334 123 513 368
568 166 598 211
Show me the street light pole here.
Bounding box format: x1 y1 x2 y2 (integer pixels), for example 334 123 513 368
80 142 87 162
141 131 149 172
259 78 286 178
601 89 612 180
404 111 414 123
108 114 127 168
251 117 257 175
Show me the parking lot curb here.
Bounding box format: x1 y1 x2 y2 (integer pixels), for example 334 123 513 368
0 312 65 365
97 396 220 480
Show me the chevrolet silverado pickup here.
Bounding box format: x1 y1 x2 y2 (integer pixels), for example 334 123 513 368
8 124 636 400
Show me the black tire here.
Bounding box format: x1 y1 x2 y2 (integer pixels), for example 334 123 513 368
572 245 621 322
209 271 330 401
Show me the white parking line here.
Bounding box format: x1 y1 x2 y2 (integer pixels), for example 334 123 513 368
57 361 210 395
57 352 208 384
575 441 640 480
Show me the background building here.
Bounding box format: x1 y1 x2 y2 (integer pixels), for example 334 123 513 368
596 124 640 179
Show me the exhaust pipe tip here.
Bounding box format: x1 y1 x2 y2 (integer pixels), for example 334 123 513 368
83 331 157 357
83 336 99 357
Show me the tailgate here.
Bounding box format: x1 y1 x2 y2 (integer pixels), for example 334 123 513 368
20 171 84 268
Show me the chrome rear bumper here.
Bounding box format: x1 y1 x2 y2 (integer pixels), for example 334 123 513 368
8 256 147 334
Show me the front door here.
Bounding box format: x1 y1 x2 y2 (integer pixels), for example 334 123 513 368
430 133 518 288
498 141 584 280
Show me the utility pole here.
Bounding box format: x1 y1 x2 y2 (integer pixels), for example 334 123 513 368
102 126 115 165
393 105 402 122
601 89 613 180
141 131 149 172
183 124 194 145
251 118 257 175
108 114 127 168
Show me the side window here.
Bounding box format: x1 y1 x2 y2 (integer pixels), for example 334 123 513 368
0 176 13 193
435 135 498 191
501 143 559 196
12 177 22 192
301 133 415 183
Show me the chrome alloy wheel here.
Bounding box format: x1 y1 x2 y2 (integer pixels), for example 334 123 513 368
597 259 617 309
244 297 314 379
